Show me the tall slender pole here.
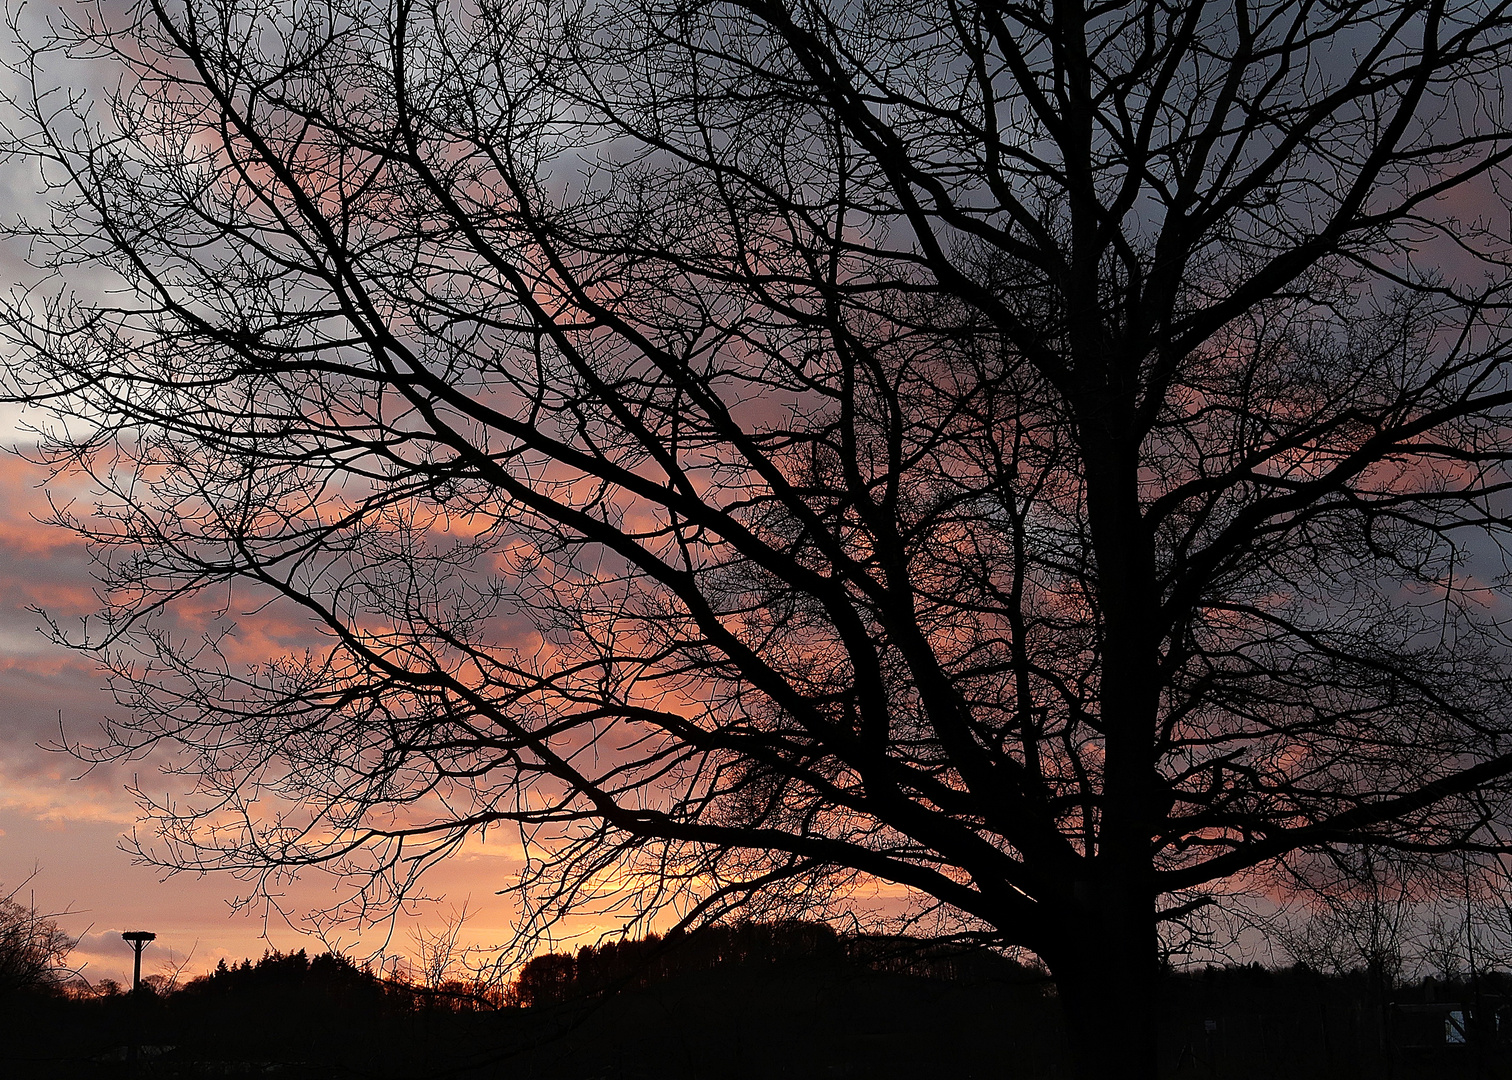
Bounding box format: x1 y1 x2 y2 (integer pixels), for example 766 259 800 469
122 932 154 992
121 931 156 1066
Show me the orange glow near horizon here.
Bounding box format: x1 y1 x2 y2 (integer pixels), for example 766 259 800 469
0 446 923 989
0 446 541 987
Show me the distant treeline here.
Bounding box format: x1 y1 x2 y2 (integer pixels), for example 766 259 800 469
514 920 1040 1006
69 920 1040 1011
181 949 397 1004
9 925 1512 1079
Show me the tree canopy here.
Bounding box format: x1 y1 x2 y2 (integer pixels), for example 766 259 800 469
7 0 1512 1073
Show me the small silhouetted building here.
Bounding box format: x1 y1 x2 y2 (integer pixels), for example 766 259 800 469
1392 1002 1468 1049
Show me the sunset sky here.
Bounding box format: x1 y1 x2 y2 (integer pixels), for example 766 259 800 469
0 1 1505 999
0 441 531 987
0 218 1498 991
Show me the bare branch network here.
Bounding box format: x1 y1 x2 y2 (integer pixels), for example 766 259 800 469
5 0 1512 1072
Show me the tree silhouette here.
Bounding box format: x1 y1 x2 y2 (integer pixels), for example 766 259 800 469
7 0 1512 1073
0 885 78 997
515 919 851 1006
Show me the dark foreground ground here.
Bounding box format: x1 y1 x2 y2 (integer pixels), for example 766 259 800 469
5 960 1512 1079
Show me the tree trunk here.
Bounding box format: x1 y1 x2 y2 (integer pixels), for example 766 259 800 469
1054 942 1162 1080
1059 422 1162 1079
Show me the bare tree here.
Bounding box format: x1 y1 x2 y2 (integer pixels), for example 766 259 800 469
404 900 481 994
153 941 199 995
1275 848 1423 1059
0 883 79 996
1278 852 1416 990
7 0 1512 1073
